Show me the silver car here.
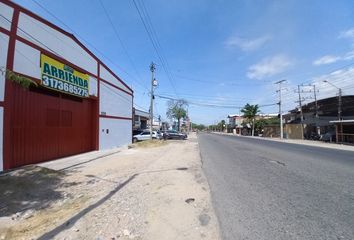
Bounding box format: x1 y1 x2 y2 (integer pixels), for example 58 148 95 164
132 130 162 142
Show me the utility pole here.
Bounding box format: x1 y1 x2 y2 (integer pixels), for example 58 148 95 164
339 88 343 142
313 85 318 118
297 85 304 122
323 80 342 142
312 84 320 135
149 62 156 140
338 88 342 120
297 85 304 139
275 80 286 139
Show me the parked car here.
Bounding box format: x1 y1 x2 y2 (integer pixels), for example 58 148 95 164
161 130 187 140
133 129 144 136
132 130 162 142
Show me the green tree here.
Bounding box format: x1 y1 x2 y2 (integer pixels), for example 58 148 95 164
241 103 260 136
254 117 280 135
166 99 188 131
192 123 206 131
217 120 226 132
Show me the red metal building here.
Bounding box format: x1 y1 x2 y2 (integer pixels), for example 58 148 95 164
0 0 134 171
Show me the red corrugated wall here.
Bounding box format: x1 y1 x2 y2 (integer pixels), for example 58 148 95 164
10 84 94 168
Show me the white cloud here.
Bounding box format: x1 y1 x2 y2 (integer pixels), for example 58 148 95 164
313 55 341 65
313 27 354 66
313 50 354 66
343 50 354 60
247 55 292 80
338 28 354 39
225 35 271 51
311 67 354 98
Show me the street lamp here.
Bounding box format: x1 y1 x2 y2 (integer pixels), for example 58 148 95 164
323 80 342 120
323 80 342 142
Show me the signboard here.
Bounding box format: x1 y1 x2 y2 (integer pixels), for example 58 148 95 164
40 54 89 98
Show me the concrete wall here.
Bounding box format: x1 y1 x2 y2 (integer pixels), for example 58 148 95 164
0 1 13 31
0 107 3 171
17 12 97 75
100 81 132 118
285 124 303 139
99 81 132 149
0 32 9 101
100 64 132 94
263 125 280 138
89 76 98 97
13 40 41 78
0 29 9 171
99 117 132 150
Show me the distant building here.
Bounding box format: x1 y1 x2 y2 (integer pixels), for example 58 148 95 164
227 114 244 128
133 108 149 130
227 114 244 134
257 113 278 119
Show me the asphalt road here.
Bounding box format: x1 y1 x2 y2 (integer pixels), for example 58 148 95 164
198 133 354 240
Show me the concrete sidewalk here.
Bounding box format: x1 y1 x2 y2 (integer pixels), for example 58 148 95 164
214 132 354 152
38 147 125 171
1 133 220 240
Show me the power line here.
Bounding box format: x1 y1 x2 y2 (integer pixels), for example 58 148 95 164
173 73 262 86
156 94 277 109
132 0 179 97
0 14 67 60
98 0 148 91
156 92 257 102
29 0 149 92
138 0 179 94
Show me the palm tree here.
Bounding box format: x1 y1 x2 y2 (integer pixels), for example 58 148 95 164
241 103 260 136
166 99 188 131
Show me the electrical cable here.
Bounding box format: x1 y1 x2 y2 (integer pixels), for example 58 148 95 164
97 0 148 91
132 0 179 97
29 0 149 92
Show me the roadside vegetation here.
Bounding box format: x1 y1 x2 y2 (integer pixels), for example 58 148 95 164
131 139 168 148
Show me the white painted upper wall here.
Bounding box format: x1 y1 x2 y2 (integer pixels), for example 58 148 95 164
99 117 132 150
99 64 132 94
13 40 40 79
89 76 98 97
0 32 9 101
17 12 98 76
100 81 132 118
0 2 13 31
0 107 3 171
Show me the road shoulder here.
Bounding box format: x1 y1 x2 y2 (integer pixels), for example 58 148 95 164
0 133 220 240
214 132 354 152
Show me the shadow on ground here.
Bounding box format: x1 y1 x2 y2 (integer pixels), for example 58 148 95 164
37 167 189 239
0 165 67 217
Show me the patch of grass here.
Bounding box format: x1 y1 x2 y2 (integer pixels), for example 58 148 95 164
133 139 168 148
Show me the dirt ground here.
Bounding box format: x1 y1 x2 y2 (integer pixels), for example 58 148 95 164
0 133 220 240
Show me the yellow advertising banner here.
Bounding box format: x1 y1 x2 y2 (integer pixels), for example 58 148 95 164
40 54 89 98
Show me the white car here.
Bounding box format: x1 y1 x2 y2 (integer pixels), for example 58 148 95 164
132 130 162 142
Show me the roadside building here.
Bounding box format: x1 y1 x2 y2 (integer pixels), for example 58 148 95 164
284 96 354 143
227 114 244 134
0 0 133 171
227 113 278 135
257 113 278 120
133 108 149 130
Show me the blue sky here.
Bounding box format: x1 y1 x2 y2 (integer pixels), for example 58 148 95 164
13 0 354 125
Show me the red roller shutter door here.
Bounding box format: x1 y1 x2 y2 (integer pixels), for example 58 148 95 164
10 85 94 168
